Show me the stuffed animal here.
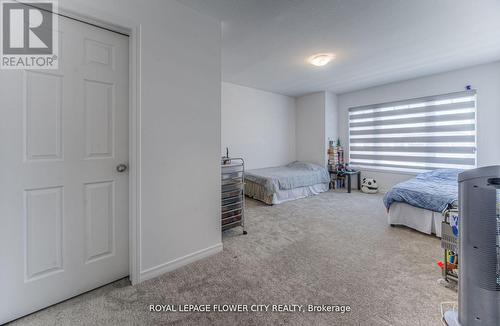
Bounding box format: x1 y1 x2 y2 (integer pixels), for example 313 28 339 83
361 178 378 194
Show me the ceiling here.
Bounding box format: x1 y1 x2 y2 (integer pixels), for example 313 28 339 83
179 0 500 97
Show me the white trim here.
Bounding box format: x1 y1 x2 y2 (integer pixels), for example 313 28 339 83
128 25 142 285
139 243 223 283
57 5 142 285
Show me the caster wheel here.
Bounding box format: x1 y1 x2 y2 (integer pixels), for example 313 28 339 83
243 231 248 235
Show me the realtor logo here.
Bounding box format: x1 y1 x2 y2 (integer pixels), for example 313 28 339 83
1 0 58 69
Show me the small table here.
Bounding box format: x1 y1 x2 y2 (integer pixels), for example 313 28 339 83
329 170 361 193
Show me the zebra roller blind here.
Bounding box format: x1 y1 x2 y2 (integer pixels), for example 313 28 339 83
348 90 477 173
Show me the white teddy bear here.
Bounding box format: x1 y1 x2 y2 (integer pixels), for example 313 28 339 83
361 178 378 194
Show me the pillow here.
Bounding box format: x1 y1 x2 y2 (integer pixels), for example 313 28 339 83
416 169 463 181
286 161 323 171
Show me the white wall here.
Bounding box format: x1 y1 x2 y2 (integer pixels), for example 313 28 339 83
222 85 340 171
325 92 339 161
296 92 338 167
338 61 500 191
62 0 222 282
295 92 326 166
221 83 296 169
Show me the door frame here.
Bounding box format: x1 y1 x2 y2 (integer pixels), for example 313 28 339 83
55 6 142 285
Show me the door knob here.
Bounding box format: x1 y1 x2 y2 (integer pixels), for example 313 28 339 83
116 164 128 173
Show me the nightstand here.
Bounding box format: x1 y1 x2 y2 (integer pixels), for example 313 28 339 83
329 170 361 193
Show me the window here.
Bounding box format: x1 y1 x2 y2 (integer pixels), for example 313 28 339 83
348 90 477 173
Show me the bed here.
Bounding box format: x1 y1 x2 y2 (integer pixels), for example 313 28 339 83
245 161 330 205
383 169 462 237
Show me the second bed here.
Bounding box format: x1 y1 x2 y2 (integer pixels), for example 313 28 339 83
245 161 330 205
383 169 461 237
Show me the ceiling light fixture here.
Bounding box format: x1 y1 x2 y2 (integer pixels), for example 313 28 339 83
307 53 335 67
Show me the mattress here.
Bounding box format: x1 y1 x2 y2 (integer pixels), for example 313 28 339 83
245 180 329 205
383 169 461 213
245 161 330 197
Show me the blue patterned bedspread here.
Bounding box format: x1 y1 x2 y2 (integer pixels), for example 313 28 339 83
383 169 462 213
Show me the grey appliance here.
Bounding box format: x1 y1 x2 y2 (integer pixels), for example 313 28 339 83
444 166 500 325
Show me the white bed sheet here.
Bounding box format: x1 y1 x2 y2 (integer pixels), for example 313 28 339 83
271 183 329 205
388 202 442 237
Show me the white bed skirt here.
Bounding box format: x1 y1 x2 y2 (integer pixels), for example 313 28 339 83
272 183 329 204
388 202 443 237
245 180 329 205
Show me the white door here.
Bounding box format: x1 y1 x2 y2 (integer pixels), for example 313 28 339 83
0 16 129 323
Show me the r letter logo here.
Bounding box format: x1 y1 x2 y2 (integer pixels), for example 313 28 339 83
1 0 58 69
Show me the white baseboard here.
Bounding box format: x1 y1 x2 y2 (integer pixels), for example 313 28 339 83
139 242 223 283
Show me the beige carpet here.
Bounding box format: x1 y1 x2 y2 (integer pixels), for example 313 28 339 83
10 191 456 326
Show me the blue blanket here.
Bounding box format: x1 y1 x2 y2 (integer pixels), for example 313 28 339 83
383 169 462 213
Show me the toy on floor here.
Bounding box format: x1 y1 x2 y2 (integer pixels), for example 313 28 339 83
361 178 378 194
437 247 459 291
437 260 457 273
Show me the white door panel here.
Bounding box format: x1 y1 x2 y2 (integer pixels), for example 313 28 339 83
0 16 129 323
